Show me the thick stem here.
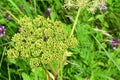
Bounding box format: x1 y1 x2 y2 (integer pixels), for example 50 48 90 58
48 63 57 76
69 7 81 37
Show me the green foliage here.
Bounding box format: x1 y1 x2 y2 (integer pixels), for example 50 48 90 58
0 0 120 80
22 67 45 80
62 0 120 80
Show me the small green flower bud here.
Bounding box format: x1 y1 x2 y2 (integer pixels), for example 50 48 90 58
7 49 19 59
30 58 41 68
65 36 78 48
44 28 54 37
41 53 52 64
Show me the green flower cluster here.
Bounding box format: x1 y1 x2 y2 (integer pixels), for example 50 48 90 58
7 15 78 68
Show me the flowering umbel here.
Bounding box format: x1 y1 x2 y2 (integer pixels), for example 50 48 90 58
6 15 78 68
0 25 5 37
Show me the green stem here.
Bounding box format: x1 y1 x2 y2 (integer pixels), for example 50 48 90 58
59 62 63 80
70 7 81 37
7 63 11 80
48 63 56 76
6 10 19 22
34 0 37 15
35 68 38 80
0 49 5 68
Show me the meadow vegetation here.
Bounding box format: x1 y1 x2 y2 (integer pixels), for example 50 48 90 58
0 0 120 80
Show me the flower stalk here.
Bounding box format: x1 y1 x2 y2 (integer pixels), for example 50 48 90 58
70 7 81 37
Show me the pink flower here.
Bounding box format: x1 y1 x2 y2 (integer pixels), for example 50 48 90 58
0 25 5 37
109 38 120 50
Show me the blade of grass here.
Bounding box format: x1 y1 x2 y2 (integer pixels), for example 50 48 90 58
0 42 12 47
54 0 62 9
6 10 19 22
33 0 37 15
92 35 120 71
0 47 6 68
7 63 11 80
8 0 23 15
21 0 33 18
70 7 81 37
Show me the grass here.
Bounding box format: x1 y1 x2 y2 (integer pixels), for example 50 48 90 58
0 0 120 80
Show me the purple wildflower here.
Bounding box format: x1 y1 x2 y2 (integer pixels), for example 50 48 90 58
45 8 51 17
109 38 120 50
98 3 107 12
109 40 114 44
113 44 118 50
0 25 5 37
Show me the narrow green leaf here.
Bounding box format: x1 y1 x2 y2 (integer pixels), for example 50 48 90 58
8 0 23 14
21 0 33 18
